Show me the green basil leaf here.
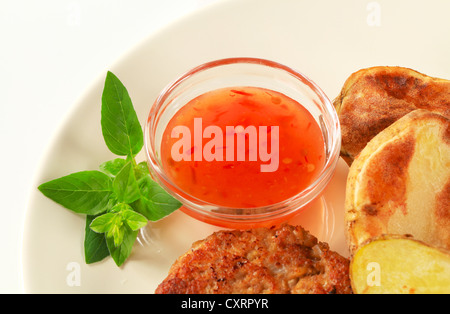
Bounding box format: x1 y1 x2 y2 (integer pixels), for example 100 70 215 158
91 212 125 248
99 158 127 177
122 209 148 231
89 212 117 233
107 218 125 248
106 225 138 267
38 171 112 215
134 161 150 181
131 175 182 221
90 203 144 248
101 71 143 157
84 215 109 264
113 161 140 204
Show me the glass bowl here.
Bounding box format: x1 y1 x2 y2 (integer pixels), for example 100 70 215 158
144 57 341 228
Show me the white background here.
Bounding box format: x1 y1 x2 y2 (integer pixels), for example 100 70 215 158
0 0 219 294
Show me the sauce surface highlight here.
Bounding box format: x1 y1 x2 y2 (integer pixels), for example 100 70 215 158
161 86 325 208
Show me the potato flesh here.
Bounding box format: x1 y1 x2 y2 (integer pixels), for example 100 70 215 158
386 122 450 245
351 238 450 294
345 110 450 254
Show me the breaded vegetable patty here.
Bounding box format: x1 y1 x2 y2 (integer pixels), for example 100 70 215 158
155 225 352 294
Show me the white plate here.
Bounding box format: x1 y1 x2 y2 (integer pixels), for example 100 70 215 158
22 0 450 293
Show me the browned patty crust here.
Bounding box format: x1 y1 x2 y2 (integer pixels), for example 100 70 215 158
155 225 352 294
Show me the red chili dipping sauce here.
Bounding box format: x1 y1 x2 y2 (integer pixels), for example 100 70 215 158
160 86 325 208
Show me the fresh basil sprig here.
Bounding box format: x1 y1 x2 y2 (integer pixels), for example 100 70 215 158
38 71 182 267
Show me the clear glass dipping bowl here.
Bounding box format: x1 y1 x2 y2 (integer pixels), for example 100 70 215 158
144 57 341 228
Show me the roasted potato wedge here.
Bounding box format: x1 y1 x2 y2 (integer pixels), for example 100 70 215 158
345 109 450 255
334 66 450 165
350 236 450 294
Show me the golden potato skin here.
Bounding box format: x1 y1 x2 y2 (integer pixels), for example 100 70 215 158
334 66 450 164
345 110 450 255
350 236 450 294
155 225 352 294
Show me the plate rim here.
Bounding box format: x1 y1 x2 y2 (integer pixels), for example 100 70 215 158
19 0 253 293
